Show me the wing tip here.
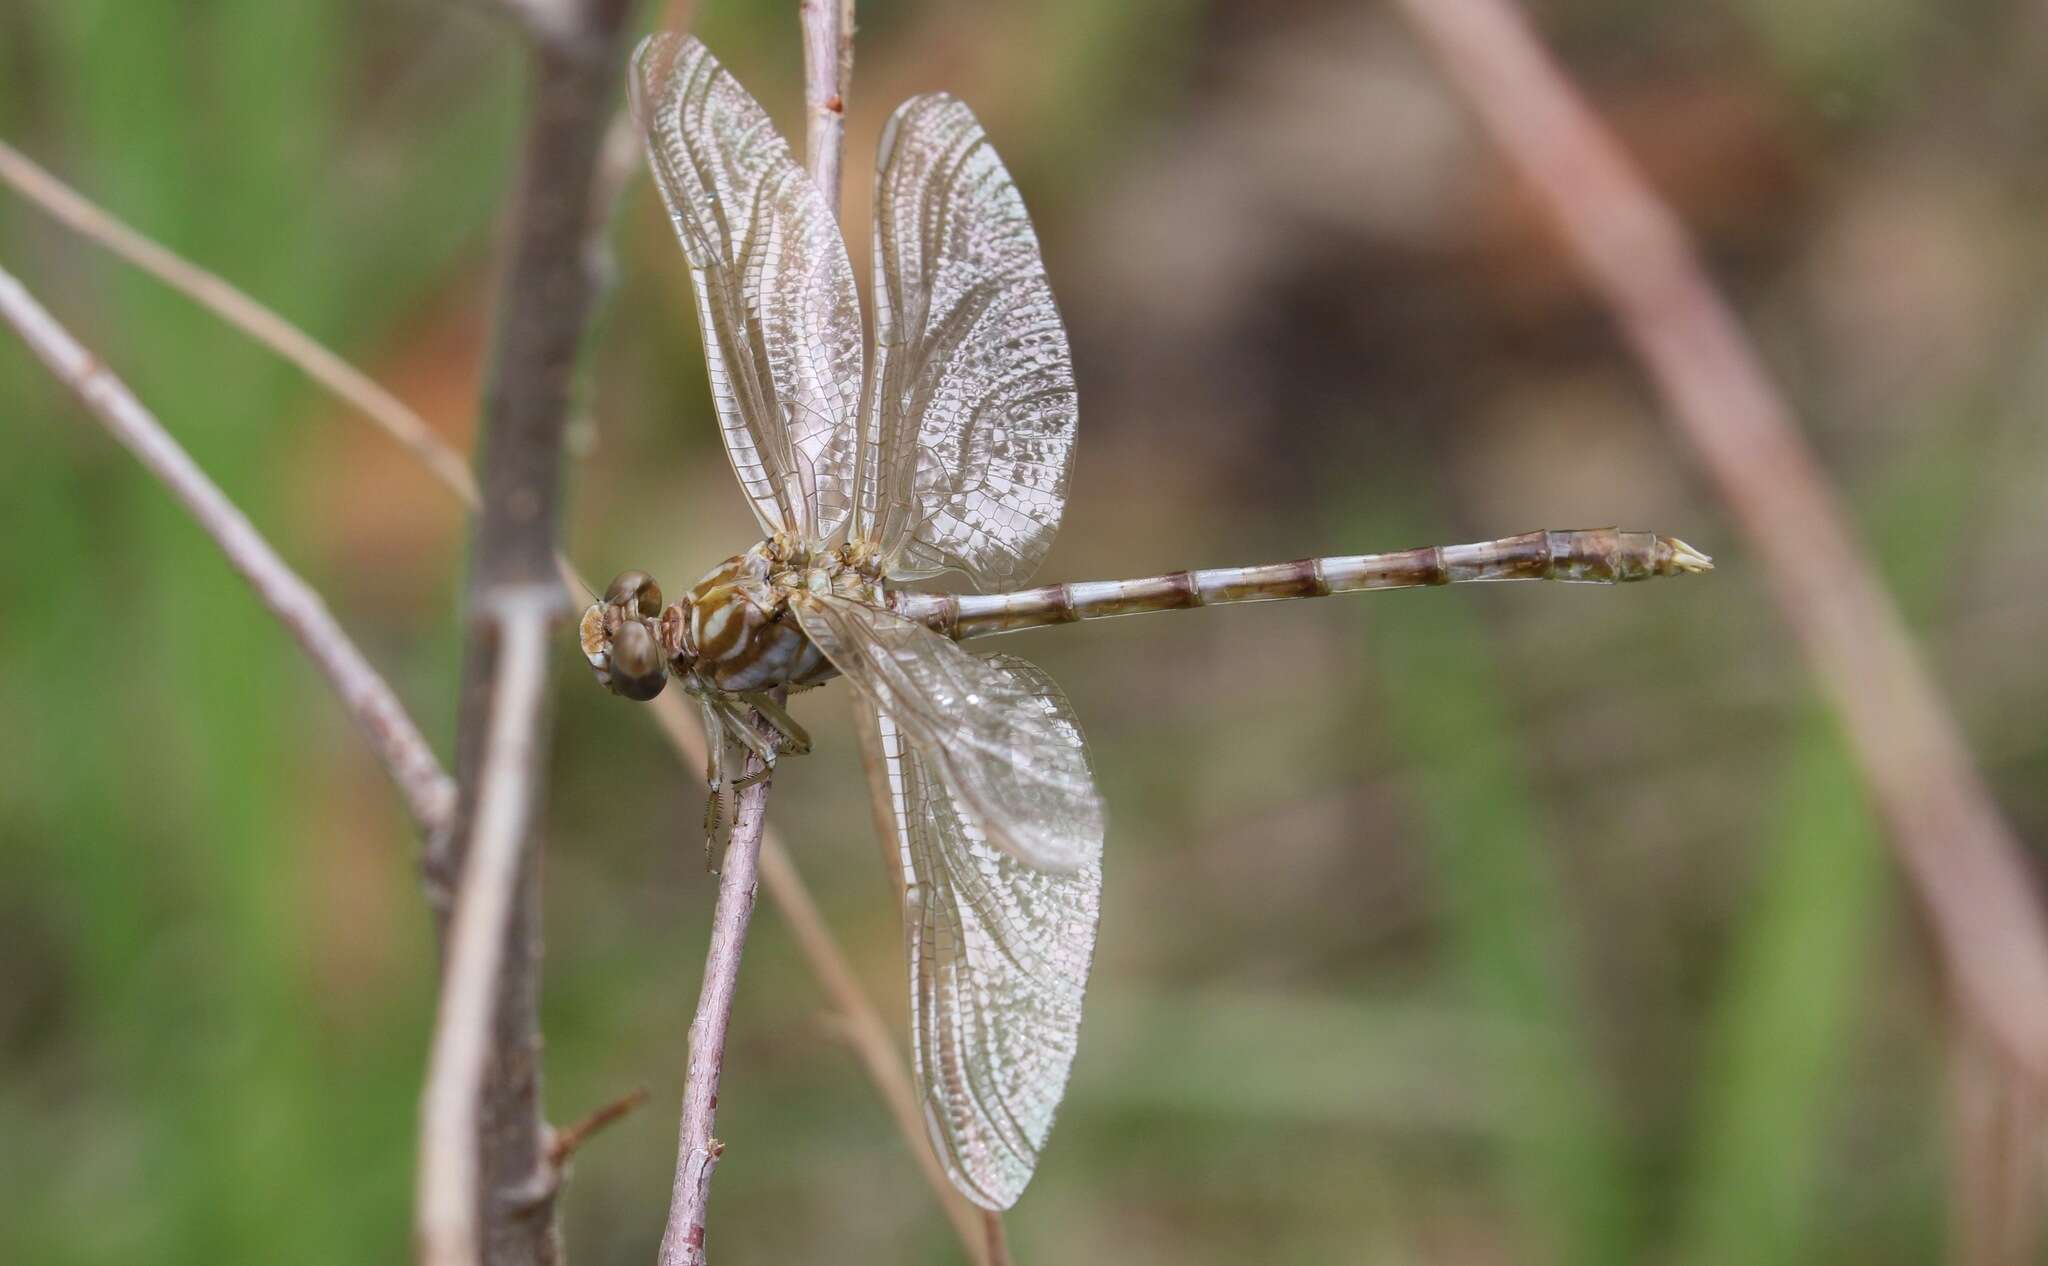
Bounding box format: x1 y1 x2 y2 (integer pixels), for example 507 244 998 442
630 29 694 81
923 1098 1029 1211
877 91 979 171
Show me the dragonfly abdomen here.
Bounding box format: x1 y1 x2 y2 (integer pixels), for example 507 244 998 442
897 528 1710 641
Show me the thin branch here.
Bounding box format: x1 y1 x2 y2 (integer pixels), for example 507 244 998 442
434 4 632 1265
545 1086 652 1170
0 139 478 504
1951 1022 2046 1266
0 262 456 837
650 694 988 1258
418 590 555 1266
1392 0 2048 1077
8 7 975 1254
650 6 992 1263
800 0 851 214
8 69 971 1261
659 739 774 1266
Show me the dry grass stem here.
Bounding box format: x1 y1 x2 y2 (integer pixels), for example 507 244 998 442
0 139 479 503
762 839 986 1254
649 0 988 1256
982 1211 1012 1266
655 4 998 1260
1393 0 2048 1080
1951 1023 2046 1266
0 262 457 837
8 8 980 1255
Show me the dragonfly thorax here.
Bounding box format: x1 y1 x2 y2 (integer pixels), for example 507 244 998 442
581 537 883 704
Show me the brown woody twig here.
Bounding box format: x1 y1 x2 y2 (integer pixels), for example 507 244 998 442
649 696 988 1258
427 3 632 1265
4 5 983 1255
418 589 556 1266
2 109 983 1265
658 738 775 1266
799 0 854 218
545 1086 652 1170
803 2 993 1248
655 4 995 1260
0 263 457 838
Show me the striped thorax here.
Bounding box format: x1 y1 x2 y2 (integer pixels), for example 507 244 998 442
580 535 883 703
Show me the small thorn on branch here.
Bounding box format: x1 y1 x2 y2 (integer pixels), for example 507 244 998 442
546 1085 652 1169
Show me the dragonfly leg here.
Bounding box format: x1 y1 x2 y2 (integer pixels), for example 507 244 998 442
740 691 812 757
702 784 726 867
694 695 796 873
719 699 783 764
699 702 730 872
699 701 728 792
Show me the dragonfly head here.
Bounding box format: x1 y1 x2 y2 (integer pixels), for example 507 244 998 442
580 569 692 702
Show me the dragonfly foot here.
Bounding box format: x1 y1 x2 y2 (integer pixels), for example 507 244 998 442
742 691 812 757
702 784 726 873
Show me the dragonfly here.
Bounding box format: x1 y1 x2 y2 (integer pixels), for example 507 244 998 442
582 32 1711 1212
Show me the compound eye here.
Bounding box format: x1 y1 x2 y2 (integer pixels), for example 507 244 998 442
608 620 666 701
605 569 664 618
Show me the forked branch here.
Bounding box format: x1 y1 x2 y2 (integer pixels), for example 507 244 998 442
1 96 983 1264
428 3 631 1265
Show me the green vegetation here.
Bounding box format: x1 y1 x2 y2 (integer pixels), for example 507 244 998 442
5 2 2043 1262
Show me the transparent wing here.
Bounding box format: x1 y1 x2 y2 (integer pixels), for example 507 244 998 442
792 592 1102 872
632 33 861 544
860 681 1101 1210
857 94 1078 591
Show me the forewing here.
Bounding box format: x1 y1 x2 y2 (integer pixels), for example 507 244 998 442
633 34 861 543
792 593 1102 872
859 94 1077 590
859 682 1101 1210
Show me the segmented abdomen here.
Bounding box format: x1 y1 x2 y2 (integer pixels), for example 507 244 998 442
892 528 1710 641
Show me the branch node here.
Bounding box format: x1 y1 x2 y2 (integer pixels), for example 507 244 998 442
499 1166 562 1215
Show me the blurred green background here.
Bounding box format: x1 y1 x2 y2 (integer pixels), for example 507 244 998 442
6 1 2048 1262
